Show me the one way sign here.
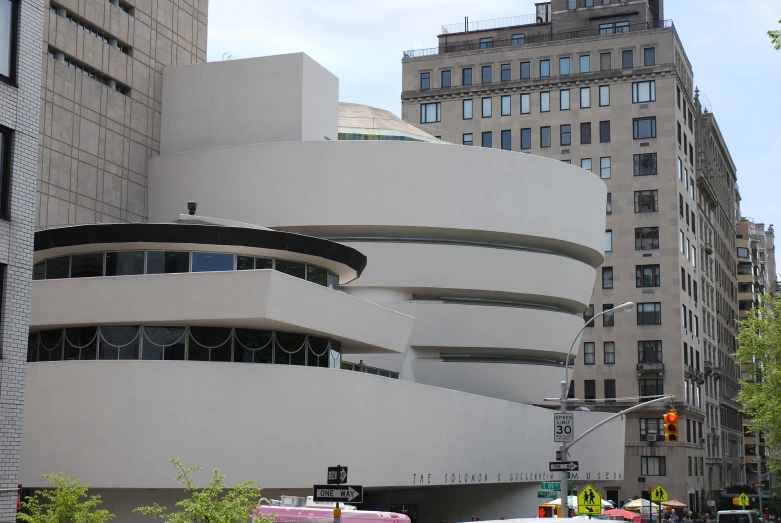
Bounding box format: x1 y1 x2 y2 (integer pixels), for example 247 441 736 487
328 466 348 485
313 485 364 504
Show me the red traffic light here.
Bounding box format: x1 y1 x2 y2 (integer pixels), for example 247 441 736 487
664 412 678 423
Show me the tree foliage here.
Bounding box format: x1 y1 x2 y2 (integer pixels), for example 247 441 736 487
134 459 275 523
736 293 781 472
771 19 781 50
18 473 114 523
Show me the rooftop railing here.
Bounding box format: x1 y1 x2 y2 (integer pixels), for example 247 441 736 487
441 14 539 35
403 19 673 59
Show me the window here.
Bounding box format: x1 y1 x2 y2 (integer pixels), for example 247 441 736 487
463 99 473 119
441 70 451 88
580 87 591 108
482 65 492 83
192 252 234 273
521 93 531 114
633 117 657 139
540 91 550 112
560 89 570 110
561 125 571 146
540 126 551 148
500 63 511 82
636 265 661 287
606 193 612 214
599 85 610 106
482 132 492 148
615 21 630 32
584 304 595 325
512 33 525 45
479 37 493 49
602 0 610 4
581 158 592 172
677 121 682 145
638 341 662 363
637 303 662 325
622 49 633 69
462 68 472 85
599 23 613 35
147 251 190 274
501 130 511 151
604 342 615 364
644 47 656 66
600 157 611 179
600 52 611 71
641 456 667 476
462 133 473 146
632 80 656 103
634 190 658 213
581 122 591 144
634 153 657 175
579 55 591 73
605 379 616 401
568 380 575 399
420 103 441 123
540 59 550 77
640 419 662 441
678 158 683 180
482 97 492 117
605 230 612 252
584 380 596 400
0 0 16 81
70 253 104 278
421 72 430 90
585 0 593 5
584 343 595 365
568 0 577 9
600 121 611 143
689 178 695 199
520 61 530 79
0 128 10 216
603 304 615 326
560 56 570 75
635 227 659 250
501 95 510 116
105 251 144 276
602 267 613 289
521 128 531 150
679 230 684 252
676 86 681 108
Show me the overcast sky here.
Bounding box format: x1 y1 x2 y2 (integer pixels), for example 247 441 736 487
206 0 781 257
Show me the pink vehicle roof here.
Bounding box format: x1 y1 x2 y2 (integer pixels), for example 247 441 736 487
254 505 411 523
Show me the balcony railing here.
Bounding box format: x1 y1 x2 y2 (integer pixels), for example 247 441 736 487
441 14 539 35
403 19 673 58
637 362 664 372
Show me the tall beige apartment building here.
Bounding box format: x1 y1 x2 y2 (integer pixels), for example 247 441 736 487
401 0 743 509
38 0 208 226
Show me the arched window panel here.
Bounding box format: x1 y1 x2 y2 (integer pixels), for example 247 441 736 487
64 327 98 360
27 333 39 362
143 326 186 361
39 329 64 361
274 332 306 366
307 336 331 368
99 326 140 360
330 340 342 369
189 327 232 362
234 329 273 363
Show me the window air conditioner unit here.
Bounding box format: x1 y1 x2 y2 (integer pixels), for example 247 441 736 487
647 434 658 442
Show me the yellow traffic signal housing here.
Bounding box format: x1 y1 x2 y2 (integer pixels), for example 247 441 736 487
663 409 679 442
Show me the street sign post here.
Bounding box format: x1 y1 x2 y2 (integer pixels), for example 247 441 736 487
328 466 348 485
577 483 602 515
538 490 557 499
554 413 574 443
541 482 574 491
651 484 669 523
549 461 579 472
313 485 364 504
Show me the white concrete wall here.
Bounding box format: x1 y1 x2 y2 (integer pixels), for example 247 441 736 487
30 270 413 354
21 362 625 489
160 53 337 154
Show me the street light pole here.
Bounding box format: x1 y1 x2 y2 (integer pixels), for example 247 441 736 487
559 302 635 518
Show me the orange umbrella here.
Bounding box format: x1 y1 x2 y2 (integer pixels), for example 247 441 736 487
662 500 688 508
604 509 641 520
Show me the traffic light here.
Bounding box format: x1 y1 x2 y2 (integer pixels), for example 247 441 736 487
663 409 679 442
539 506 554 518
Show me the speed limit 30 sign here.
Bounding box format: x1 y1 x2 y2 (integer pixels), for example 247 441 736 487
554 413 574 443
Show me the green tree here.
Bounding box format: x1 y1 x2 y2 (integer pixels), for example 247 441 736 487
770 19 781 50
18 473 114 523
134 459 275 523
736 293 781 472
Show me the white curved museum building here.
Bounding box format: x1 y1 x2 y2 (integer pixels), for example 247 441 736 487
21 53 623 523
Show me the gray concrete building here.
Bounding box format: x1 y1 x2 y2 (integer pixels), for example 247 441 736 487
0 0 44 518
401 0 742 509
38 0 208 226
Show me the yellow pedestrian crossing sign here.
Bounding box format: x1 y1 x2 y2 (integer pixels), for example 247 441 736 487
651 485 669 502
578 483 602 515
736 493 750 507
